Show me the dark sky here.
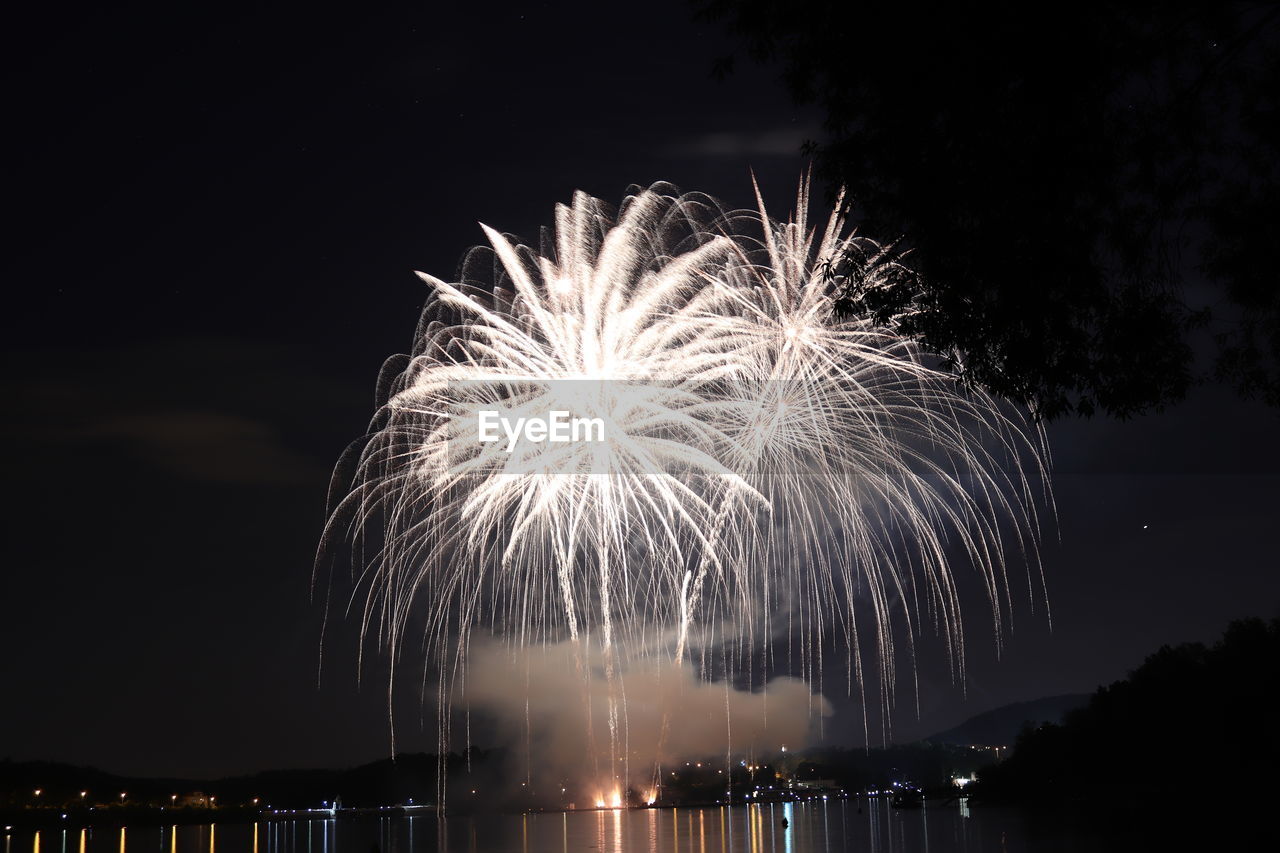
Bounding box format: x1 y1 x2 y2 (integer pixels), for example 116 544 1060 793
3 2 1278 779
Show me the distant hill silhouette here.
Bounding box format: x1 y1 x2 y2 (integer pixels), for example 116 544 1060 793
925 694 1089 746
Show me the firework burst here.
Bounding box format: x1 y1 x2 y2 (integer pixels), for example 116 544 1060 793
317 177 1051 802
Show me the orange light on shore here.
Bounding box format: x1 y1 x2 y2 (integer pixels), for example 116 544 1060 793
594 790 623 809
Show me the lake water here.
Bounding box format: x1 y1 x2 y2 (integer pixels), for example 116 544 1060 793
4 801 1105 853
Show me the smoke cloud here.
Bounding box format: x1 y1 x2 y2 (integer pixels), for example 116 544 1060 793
458 636 831 804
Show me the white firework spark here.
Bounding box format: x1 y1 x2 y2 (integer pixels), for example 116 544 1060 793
317 177 1051 803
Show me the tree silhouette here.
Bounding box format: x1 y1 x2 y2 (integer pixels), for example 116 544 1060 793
977 618 1280 842
698 1 1280 418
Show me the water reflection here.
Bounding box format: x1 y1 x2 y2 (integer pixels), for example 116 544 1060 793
1 801 1085 853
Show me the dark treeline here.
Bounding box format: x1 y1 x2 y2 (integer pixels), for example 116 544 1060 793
976 617 1280 843
0 751 494 813
792 743 996 791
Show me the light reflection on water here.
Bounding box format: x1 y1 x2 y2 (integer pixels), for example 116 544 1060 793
5 800 1091 853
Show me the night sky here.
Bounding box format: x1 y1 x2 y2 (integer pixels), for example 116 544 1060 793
3 2 1278 779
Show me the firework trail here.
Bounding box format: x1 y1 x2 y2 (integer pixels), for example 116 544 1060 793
317 178 1051 804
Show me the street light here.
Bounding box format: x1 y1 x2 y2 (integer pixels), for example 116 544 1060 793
119 792 126 804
